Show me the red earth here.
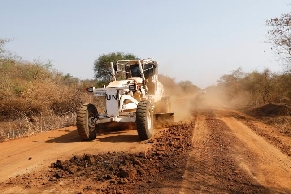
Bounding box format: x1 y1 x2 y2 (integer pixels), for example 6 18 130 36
1 99 291 193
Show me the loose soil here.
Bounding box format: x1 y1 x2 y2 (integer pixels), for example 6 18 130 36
1 100 291 193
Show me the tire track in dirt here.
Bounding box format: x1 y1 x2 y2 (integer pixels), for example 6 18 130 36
180 109 273 193
216 109 291 192
1 106 291 193
180 112 215 193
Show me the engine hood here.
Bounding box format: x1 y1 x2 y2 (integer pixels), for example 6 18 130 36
107 78 143 88
107 80 134 88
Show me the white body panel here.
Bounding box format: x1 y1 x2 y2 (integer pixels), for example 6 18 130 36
106 89 119 117
90 59 164 124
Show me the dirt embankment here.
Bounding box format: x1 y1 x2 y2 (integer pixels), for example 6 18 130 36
0 121 194 193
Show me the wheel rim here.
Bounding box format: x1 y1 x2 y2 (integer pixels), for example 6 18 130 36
88 113 95 131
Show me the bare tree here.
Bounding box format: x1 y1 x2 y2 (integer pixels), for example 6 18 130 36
266 13 291 66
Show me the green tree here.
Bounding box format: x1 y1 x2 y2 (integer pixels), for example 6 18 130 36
93 52 138 83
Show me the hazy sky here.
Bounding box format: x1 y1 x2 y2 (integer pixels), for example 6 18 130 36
1 0 290 88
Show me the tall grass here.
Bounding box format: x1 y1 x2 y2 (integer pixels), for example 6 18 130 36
0 58 94 141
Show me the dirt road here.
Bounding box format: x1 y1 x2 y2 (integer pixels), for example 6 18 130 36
1 104 291 193
180 109 291 193
0 127 151 183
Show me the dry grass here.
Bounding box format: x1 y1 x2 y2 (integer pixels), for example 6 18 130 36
242 103 291 137
0 113 76 140
0 59 94 141
0 60 200 141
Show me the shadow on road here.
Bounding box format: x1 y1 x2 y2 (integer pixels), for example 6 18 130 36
45 130 82 143
45 129 140 143
97 131 140 143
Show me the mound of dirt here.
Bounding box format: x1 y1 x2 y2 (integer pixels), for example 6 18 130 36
248 103 291 117
4 121 194 193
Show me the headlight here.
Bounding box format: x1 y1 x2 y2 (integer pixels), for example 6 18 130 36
129 84 137 91
87 87 94 92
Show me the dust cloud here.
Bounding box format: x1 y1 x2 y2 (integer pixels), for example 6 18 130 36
204 86 251 109
158 76 198 122
171 96 195 122
162 81 238 122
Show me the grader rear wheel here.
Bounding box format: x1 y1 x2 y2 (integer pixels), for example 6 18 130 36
76 103 98 141
136 100 154 140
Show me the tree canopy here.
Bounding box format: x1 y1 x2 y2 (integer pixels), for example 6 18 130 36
93 52 138 83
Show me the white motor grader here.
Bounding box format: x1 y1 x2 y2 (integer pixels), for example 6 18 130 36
76 59 174 141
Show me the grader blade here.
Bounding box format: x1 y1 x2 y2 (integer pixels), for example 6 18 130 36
155 113 174 122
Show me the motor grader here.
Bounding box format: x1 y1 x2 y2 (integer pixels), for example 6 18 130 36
76 59 174 141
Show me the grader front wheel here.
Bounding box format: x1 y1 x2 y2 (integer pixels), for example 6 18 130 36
136 100 154 140
76 103 98 141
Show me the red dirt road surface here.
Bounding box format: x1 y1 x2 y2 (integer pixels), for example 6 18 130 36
1 100 291 193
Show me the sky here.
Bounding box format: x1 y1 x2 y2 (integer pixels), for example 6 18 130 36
1 0 291 88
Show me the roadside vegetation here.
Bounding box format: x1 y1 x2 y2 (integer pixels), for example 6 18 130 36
211 11 291 108
0 39 95 141
213 67 291 107
0 44 199 141
1 10 291 141
205 11 291 137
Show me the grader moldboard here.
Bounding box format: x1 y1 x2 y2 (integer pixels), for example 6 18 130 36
76 59 174 141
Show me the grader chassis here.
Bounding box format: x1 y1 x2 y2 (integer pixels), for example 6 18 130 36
76 59 173 141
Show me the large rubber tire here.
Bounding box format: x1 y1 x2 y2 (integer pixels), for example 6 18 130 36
136 100 154 140
76 103 98 141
